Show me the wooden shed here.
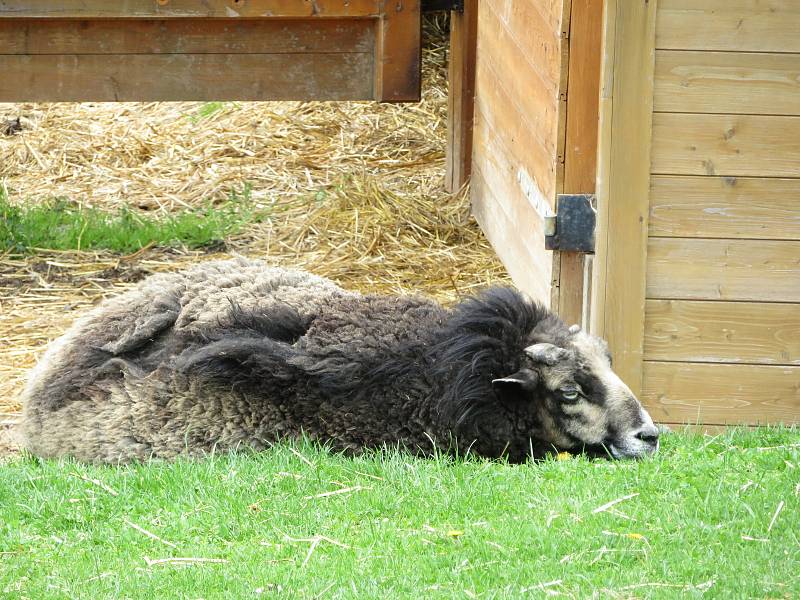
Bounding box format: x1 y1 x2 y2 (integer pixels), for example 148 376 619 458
448 0 800 428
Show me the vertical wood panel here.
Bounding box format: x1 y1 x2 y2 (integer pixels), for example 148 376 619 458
470 0 567 304
591 0 657 396
556 0 604 326
374 1 421 102
445 0 478 192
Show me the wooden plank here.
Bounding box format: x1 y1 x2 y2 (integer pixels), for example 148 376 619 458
644 300 800 365
642 361 800 425
651 113 800 178
476 3 560 165
646 238 800 302
556 0 603 325
445 0 477 192
473 50 557 207
373 0 420 102
471 167 552 304
471 101 554 303
0 53 373 102
0 0 381 18
0 18 374 55
488 0 563 97
654 50 800 116
656 0 800 53
590 0 657 396
649 176 800 240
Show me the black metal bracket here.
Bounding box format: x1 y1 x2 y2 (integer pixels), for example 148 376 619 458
544 194 596 253
421 0 464 13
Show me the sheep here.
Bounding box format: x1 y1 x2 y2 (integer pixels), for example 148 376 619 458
20 257 660 463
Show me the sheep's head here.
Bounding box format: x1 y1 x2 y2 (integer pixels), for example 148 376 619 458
491 325 659 460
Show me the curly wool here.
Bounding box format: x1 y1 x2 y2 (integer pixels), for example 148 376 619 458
20 258 562 463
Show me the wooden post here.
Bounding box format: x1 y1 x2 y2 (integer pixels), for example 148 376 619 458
375 0 422 102
445 0 477 192
591 0 658 396
555 0 604 327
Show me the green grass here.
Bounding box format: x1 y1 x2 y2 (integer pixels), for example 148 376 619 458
0 185 258 254
1 429 799 599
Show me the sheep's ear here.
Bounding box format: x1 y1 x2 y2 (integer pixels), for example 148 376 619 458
492 369 539 402
524 343 572 366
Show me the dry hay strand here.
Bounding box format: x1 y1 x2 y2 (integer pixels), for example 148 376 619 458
0 17 450 214
0 15 510 419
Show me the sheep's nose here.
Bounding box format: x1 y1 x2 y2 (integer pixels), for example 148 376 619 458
634 425 660 447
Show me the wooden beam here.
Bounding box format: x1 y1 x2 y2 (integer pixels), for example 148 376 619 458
0 18 375 55
590 0 658 396
374 0 421 101
0 53 374 102
445 0 477 192
555 0 603 326
0 0 382 18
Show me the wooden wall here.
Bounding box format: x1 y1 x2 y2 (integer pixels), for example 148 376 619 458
640 0 800 425
470 0 569 305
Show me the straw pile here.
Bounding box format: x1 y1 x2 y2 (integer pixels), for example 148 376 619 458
0 16 510 434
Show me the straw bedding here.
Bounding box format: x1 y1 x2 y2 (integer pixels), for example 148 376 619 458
0 16 510 448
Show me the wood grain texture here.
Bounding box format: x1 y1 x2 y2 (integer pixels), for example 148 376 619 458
445 0 477 192
0 53 374 102
651 113 800 178
642 361 800 425
644 299 800 365
469 0 568 304
476 3 560 171
487 0 563 97
471 166 553 305
556 0 603 325
473 58 557 211
654 50 800 116
656 0 800 53
373 0 420 102
0 0 381 18
590 0 657 396
646 238 800 302
649 176 800 240
0 18 375 55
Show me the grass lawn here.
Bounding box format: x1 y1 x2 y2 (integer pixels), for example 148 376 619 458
1 428 798 599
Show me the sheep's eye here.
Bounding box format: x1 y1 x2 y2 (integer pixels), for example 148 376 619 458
561 388 580 401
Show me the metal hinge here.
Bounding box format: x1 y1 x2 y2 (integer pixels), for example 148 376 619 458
544 194 596 253
421 0 464 12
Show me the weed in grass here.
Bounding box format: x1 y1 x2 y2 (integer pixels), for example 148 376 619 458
1 428 798 598
0 184 260 254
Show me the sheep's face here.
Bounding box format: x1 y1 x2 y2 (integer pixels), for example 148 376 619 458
492 327 659 459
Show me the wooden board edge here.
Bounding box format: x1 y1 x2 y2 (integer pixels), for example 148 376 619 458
445 0 478 192
590 0 657 396
374 0 421 102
